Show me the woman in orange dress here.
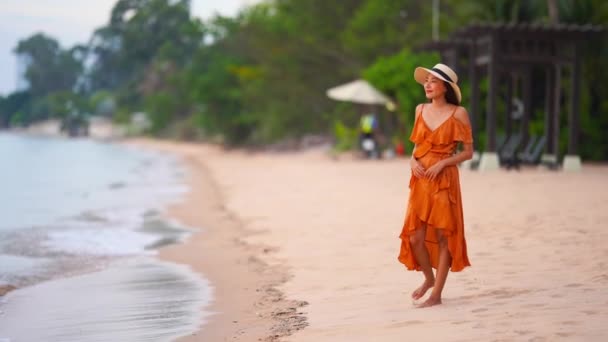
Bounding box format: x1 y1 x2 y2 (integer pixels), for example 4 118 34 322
398 63 473 308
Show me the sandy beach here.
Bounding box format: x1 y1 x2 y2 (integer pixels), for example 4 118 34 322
132 138 608 341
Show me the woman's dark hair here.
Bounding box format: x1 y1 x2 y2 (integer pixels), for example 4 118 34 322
443 81 460 105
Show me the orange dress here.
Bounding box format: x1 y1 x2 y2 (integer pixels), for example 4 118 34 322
398 105 472 272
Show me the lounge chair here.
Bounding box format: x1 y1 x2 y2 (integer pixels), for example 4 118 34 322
521 135 546 165
499 133 523 169
517 135 538 162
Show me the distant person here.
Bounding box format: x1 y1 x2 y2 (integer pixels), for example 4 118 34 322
398 63 474 307
358 111 379 158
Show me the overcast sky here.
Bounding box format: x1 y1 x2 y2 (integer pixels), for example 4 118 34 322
0 0 256 96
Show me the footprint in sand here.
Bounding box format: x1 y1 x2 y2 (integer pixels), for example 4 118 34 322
526 214 539 223
490 288 532 299
471 307 488 313
581 310 598 315
452 288 531 303
591 274 608 283
514 329 533 336
560 321 579 325
565 283 583 288
556 332 574 337
387 320 424 328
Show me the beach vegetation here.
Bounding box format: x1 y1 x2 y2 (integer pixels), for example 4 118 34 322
1 0 608 159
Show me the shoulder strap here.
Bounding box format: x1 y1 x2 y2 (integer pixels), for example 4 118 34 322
417 103 424 118
450 105 459 117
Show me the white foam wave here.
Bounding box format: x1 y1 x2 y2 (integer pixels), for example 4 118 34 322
43 229 160 256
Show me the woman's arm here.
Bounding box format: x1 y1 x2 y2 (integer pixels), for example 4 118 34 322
410 144 426 178
410 104 426 178
410 104 423 160
439 142 473 167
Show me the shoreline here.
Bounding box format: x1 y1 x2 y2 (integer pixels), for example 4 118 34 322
136 138 608 341
0 284 16 296
4 132 606 340
0 256 210 341
0 133 215 340
127 139 307 341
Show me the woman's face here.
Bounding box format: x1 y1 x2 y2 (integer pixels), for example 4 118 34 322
423 74 446 100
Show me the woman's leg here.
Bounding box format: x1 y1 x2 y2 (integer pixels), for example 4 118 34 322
409 225 435 300
419 229 451 307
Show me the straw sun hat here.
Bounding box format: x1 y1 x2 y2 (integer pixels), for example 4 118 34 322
414 63 462 104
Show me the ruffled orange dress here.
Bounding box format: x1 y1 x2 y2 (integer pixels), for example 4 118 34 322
398 104 472 272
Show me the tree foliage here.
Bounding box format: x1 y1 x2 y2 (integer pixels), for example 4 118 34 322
2 0 608 159
14 33 83 97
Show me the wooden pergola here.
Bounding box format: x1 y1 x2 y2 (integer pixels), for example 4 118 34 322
419 22 604 170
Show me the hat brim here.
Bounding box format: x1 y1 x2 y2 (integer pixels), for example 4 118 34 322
414 67 462 104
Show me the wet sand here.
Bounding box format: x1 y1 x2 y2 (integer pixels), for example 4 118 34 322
0 257 209 341
0 284 15 297
130 138 608 341
131 140 306 341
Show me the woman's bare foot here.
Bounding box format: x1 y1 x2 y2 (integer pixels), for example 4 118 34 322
411 280 434 300
416 295 442 308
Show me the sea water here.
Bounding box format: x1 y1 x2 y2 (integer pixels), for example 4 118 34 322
0 133 212 341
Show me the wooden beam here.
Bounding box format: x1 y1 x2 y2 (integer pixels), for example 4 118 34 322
469 41 479 144
452 24 602 42
552 65 562 159
443 50 458 72
501 55 573 64
522 67 532 144
475 55 491 66
486 36 498 152
545 66 554 153
505 73 514 138
568 44 581 155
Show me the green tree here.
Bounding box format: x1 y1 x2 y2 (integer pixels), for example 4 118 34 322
555 0 608 159
198 0 367 143
448 0 543 23
364 49 439 149
87 0 203 99
342 0 431 64
0 91 32 127
0 95 6 128
14 33 83 97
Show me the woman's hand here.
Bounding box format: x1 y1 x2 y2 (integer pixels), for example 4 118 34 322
425 160 445 181
410 158 426 178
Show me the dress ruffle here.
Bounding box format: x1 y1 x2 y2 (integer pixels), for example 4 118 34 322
409 113 473 146
398 106 472 272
